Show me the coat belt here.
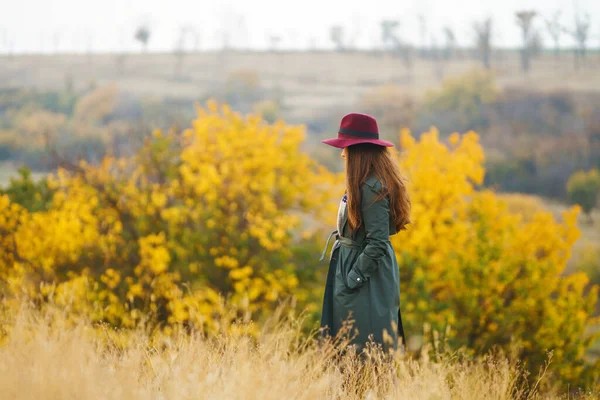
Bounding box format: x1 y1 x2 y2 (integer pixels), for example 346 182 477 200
319 229 363 261
319 229 338 261
338 236 363 249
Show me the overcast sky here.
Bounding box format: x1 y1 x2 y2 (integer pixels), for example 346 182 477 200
1 0 599 53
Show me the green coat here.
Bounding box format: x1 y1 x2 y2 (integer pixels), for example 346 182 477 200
319 175 405 353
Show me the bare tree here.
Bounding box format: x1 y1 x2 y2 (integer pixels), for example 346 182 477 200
134 25 151 52
560 9 591 69
267 34 284 93
236 14 249 50
545 10 562 59
431 35 444 80
330 25 347 52
1 28 7 55
173 26 200 78
217 11 248 51
443 26 456 59
381 20 401 51
217 11 233 51
86 31 94 65
418 14 428 57
346 15 362 51
287 29 299 50
1 30 15 59
220 29 231 51
573 12 591 60
8 37 14 58
190 28 200 52
173 40 184 79
473 17 493 69
515 10 538 73
268 35 281 51
174 28 187 78
52 31 62 54
379 19 413 73
572 11 591 66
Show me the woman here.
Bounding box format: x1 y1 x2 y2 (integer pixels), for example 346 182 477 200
319 112 411 354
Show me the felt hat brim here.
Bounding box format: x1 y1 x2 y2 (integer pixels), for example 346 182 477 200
321 137 394 148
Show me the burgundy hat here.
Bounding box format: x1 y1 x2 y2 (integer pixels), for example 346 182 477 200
322 113 394 148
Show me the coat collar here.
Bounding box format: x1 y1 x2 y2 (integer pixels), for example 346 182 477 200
364 174 381 189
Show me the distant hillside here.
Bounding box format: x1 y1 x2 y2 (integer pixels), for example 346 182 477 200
1 51 599 121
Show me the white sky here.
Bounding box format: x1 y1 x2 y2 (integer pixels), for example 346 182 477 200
1 0 599 53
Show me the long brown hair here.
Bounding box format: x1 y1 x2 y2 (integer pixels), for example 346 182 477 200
345 143 411 235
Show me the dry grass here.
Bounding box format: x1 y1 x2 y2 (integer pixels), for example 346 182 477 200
0 303 597 400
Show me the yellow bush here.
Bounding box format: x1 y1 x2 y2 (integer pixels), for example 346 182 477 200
0 101 342 333
396 127 599 387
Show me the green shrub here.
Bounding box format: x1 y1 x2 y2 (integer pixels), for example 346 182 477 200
567 169 600 219
0 166 54 212
422 69 498 132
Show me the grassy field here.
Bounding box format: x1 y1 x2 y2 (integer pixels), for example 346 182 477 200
1 51 600 121
1 304 597 399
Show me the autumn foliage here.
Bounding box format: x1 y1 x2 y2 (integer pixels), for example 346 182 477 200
0 101 341 335
0 102 599 389
397 128 599 385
